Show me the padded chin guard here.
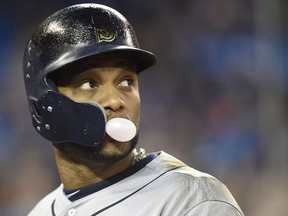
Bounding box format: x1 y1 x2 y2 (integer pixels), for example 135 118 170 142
31 91 106 146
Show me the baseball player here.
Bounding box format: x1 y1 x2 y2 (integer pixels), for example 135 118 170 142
23 3 244 216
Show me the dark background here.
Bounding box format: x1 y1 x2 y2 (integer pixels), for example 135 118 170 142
0 0 287 215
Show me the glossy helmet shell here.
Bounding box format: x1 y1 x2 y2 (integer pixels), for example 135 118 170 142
23 3 157 146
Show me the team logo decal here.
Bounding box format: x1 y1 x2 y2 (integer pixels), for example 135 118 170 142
96 29 116 42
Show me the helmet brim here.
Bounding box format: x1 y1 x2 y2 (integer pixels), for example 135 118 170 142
44 44 157 76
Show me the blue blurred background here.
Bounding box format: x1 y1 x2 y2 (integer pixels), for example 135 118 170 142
1 0 288 215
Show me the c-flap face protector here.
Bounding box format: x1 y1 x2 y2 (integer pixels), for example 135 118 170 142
32 90 106 146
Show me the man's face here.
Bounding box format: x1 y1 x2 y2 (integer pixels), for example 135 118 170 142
51 53 140 163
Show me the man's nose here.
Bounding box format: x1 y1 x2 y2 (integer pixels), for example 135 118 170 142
97 86 125 112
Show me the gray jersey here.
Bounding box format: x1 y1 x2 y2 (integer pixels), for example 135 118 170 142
28 151 244 216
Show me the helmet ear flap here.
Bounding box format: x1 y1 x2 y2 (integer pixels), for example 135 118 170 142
31 91 106 146
46 78 57 91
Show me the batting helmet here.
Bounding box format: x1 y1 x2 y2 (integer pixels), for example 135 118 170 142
23 3 157 146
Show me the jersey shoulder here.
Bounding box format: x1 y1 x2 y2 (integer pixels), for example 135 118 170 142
148 152 244 215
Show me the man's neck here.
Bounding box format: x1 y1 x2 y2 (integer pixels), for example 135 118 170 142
53 146 134 190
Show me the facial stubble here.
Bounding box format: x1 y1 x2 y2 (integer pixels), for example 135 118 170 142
53 132 139 164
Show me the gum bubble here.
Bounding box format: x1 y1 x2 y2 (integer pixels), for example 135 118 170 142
105 118 136 142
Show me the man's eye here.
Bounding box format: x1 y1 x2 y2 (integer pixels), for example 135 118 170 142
119 79 132 87
79 81 96 90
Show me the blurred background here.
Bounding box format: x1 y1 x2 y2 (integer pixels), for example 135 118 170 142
0 0 287 215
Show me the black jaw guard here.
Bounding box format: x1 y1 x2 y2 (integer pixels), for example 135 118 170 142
31 90 106 146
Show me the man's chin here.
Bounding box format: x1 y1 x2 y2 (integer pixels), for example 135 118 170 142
54 133 139 164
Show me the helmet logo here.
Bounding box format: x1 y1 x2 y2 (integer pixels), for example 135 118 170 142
96 29 116 43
